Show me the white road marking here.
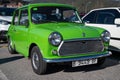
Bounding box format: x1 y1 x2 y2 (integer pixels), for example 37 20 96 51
0 70 9 80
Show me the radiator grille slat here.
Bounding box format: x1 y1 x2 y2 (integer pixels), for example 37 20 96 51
58 40 104 56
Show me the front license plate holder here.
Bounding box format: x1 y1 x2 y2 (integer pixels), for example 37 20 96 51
72 58 98 67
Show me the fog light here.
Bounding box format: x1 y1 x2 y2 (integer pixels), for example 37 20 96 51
52 50 58 55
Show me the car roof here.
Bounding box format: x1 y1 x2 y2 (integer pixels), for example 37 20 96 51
91 7 120 11
18 3 76 10
82 7 120 19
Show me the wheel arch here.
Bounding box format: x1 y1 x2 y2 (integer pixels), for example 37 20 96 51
28 43 42 58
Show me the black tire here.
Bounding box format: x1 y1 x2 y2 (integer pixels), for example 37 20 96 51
96 58 106 66
2 39 8 42
31 46 47 75
8 39 16 54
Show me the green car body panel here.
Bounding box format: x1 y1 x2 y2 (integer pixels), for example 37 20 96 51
8 3 111 61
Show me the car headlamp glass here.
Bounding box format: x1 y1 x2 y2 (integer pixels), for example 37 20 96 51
0 20 9 25
49 32 62 46
101 31 110 42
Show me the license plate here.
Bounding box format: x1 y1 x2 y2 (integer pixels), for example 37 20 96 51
72 58 97 67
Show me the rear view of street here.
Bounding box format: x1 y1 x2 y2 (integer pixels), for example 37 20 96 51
0 42 120 80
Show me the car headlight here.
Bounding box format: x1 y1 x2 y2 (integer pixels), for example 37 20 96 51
49 32 62 46
0 20 9 25
101 31 110 42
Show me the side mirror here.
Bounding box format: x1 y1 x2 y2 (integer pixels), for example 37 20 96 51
114 18 120 25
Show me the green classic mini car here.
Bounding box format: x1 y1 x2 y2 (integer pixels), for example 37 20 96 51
8 3 112 74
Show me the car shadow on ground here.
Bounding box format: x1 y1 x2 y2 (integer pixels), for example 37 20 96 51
0 56 24 64
108 51 120 61
45 51 120 75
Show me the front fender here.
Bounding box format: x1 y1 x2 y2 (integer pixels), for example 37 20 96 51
28 28 54 58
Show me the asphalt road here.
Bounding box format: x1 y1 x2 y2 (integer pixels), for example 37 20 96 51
0 42 120 80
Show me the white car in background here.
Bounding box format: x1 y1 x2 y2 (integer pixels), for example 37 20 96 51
0 7 16 41
82 7 120 52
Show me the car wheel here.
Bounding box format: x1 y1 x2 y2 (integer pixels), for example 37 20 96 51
96 58 106 66
2 39 8 42
8 39 16 54
31 46 47 75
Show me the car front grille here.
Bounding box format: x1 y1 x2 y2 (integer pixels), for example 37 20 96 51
58 39 104 56
0 31 8 36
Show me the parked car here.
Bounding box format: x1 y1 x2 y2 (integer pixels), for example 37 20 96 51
8 3 112 75
82 7 120 52
0 7 16 41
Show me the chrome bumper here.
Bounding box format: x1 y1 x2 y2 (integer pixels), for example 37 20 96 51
44 51 112 63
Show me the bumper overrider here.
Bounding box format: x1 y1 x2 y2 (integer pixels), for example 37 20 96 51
44 51 112 63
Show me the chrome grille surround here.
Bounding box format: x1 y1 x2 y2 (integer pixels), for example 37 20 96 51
57 38 104 56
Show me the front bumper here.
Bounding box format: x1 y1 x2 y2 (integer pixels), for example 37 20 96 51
0 31 8 40
44 51 112 63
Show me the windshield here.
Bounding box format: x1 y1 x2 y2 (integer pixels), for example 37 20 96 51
31 6 81 24
0 7 16 16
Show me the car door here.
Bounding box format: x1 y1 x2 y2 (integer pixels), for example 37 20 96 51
14 8 29 55
83 9 120 50
9 9 19 50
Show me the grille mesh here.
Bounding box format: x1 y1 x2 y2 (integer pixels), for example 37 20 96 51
58 40 104 56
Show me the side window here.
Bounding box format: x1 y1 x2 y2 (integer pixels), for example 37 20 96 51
83 11 97 23
19 9 28 26
96 12 115 24
96 9 120 24
13 10 19 25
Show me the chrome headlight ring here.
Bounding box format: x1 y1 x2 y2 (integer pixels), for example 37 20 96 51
101 31 110 42
49 32 62 46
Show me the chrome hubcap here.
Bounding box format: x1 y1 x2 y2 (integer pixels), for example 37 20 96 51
32 52 39 70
